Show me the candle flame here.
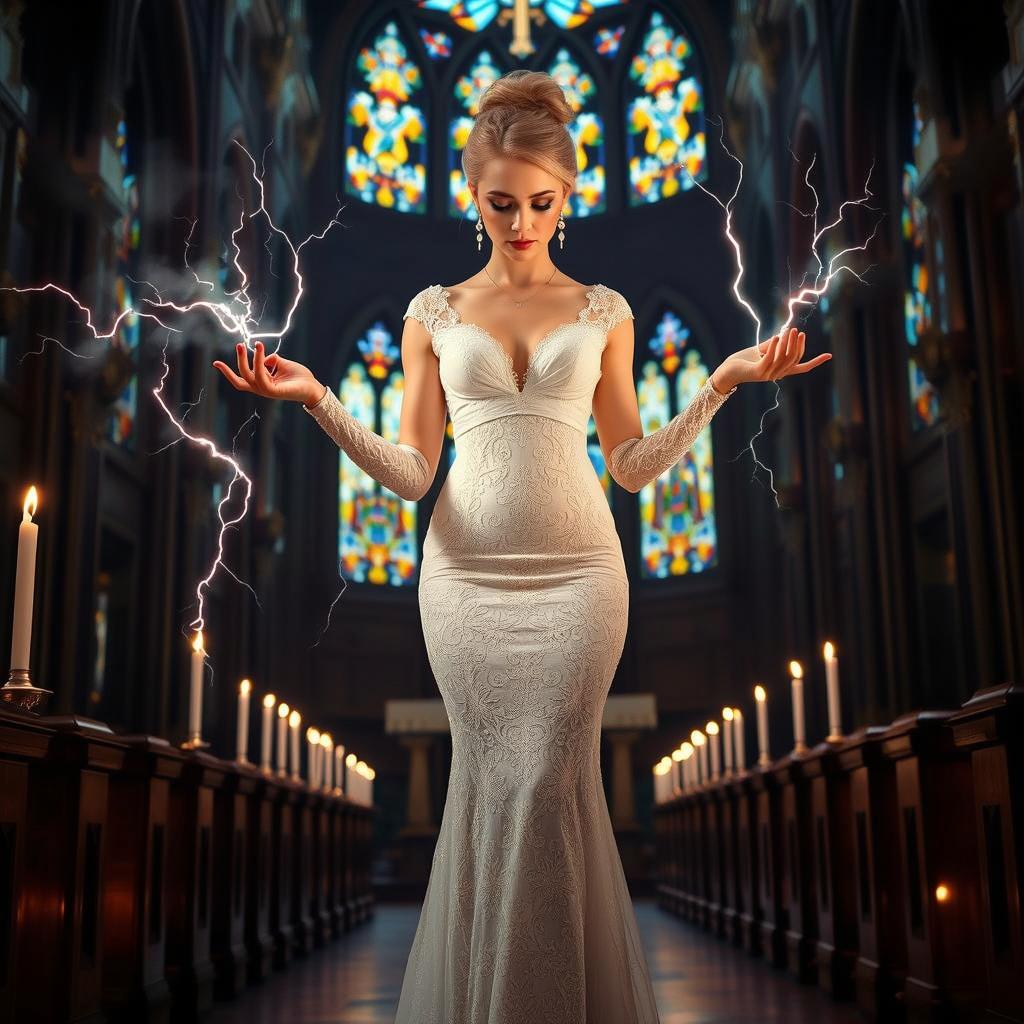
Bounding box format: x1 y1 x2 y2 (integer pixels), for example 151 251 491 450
824 640 835 659
722 707 734 721
239 678 251 695
935 883 951 903
733 706 743 717
288 709 300 727
192 630 204 653
691 730 705 746
706 721 719 735
23 486 38 521
320 732 332 748
263 693 276 708
654 762 669 775
307 727 320 743
754 685 766 701
356 760 367 774
672 747 684 761
681 741 693 758
367 768 375 781
789 660 803 679
345 752 357 767
278 701 290 718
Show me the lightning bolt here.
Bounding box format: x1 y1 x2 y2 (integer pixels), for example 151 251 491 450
682 116 883 507
3 139 346 651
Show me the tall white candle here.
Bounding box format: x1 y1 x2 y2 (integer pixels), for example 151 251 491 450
824 642 842 740
734 708 747 771
306 727 320 787
706 721 720 780
357 761 369 805
671 746 684 795
722 708 734 773
289 710 301 780
9 487 39 672
681 742 694 792
790 660 806 753
189 632 205 743
276 702 290 776
260 694 276 772
754 685 770 765
367 766 374 806
691 730 706 784
345 753 357 801
334 743 345 794
321 734 333 793
236 679 252 762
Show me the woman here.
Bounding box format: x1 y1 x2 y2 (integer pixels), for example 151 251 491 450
215 70 829 1024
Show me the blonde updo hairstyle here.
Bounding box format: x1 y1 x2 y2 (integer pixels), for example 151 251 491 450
462 70 577 206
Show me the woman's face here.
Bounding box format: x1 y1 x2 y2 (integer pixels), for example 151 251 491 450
470 156 569 260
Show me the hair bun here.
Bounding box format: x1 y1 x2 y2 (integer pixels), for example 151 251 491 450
477 69 574 126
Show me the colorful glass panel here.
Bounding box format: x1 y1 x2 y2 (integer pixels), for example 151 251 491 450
345 21 427 213
594 24 625 58
449 49 505 219
636 311 719 578
338 322 419 586
625 9 706 206
586 412 613 505
419 27 453 59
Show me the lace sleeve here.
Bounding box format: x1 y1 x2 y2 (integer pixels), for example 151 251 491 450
607 376 736 493
301 385 434 501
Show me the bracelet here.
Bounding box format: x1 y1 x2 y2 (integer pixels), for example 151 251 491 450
303 383 329 411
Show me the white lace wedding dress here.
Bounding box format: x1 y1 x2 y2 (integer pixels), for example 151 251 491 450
301 282 734 1023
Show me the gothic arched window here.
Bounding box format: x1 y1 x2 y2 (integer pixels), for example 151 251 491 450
340 2 709 216
344 20 428 213
109 117 141 447
337 321 420 587
901 98 941 431
635 309 720 578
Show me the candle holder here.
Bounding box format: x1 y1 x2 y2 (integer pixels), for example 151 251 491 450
180 736 211 751
0 668 53 713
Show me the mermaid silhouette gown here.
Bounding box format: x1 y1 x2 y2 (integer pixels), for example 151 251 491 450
301 283 735 1023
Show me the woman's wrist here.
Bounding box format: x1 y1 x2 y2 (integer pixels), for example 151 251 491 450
709 369 736 397
302 381 328 408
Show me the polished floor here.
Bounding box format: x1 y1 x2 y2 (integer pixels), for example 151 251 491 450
209 901 864 1023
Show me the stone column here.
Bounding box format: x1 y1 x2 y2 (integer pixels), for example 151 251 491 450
608 729 641 830
398 735 436 836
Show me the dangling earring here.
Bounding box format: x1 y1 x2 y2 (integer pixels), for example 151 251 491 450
557 216 566 251
476 216 484 252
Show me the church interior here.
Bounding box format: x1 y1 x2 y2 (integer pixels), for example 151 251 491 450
0 0 1022 1020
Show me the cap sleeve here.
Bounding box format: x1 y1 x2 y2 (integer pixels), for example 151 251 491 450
585 284 634 334
403 285 457 356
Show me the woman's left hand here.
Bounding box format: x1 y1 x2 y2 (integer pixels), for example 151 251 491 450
713 327 831 391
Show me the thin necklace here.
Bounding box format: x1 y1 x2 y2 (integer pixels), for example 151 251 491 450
483 265 558 308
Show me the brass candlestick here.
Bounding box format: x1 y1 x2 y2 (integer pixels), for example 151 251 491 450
1 668 53 713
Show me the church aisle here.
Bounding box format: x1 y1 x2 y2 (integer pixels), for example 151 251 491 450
208 900 864 1023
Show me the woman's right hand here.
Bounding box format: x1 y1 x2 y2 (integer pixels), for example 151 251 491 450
213 341 324 406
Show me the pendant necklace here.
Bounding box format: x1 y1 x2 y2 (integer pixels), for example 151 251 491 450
484 265 558 308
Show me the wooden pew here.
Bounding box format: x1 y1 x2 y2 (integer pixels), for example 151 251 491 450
753 764 786 966
0 709 52 1023
243 770 275 981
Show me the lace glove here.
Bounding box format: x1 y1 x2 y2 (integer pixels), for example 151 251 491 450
608 376 736 493
301 385 434 501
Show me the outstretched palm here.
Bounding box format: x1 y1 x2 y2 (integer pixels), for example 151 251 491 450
717 326 831 389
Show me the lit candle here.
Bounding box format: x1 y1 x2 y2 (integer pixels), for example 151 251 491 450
691 730 706 784
654 759 671 803
824 642 842 740
733 708 747 771
320 733 333 793
276 702 290 776
260 694 276 772
334 743 345 794
9 487 39 673
306 727 320 787
722 707 735 774
345 752 357 799
366 765 375 806
189 631 205 744
790 660 806 753
681 742 694 793
236 679 252 763
671 746 684 796
706 721 720 780
289 709 301 781
754 685 770 766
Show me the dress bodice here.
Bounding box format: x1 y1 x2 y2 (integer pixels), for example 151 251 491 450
403 283 634 441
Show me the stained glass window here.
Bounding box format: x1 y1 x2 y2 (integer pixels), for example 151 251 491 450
902 100 940 431
344 21 427 213
449 49 506 219
419 27 453 60
625 9 707 206
338 321 420 586
636 311 719 578
109 117 141 447
547 47 604 217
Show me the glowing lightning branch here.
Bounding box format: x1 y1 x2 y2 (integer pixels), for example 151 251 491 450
3 139 346 641
681 116 883 507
